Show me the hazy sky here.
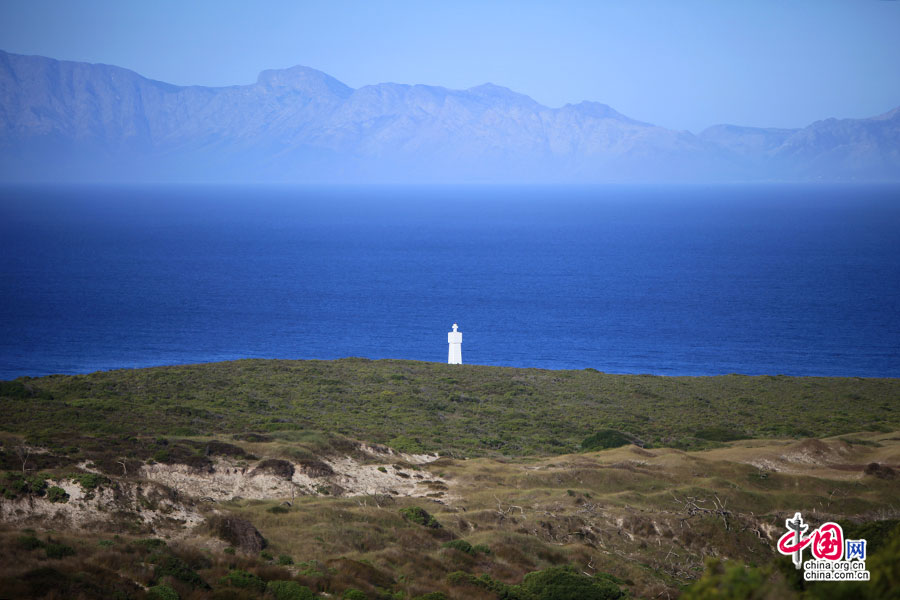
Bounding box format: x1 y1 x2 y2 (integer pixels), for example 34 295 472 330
1 1 898 132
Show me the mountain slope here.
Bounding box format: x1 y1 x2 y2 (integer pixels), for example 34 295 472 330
1 50 898 182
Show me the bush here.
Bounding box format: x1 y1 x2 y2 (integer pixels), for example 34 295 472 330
0 471 48 498
266 580 316 600
46 486 69 503
219 569 266 593
695 427 749 442
343 590 367 600
399 506 441 528
17 534 44 550
681 559 777 600
442 539 474 555
514 565 624 600
414 594 448 600
147 584 180 600
68 472 109 490
151 553 208 589
267 505 290 514
44 542 76 559
389 436 425 454
472 544 491 554
276 554 294 566
580 430 633 451
260 550 274 561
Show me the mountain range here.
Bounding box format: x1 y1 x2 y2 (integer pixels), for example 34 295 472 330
1 49 898 183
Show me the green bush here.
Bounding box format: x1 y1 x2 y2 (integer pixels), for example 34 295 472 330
413 594 448 600
46 486 69 503
0 471 49 498
399 506 441 528
389 436 425 454
17 534 44 550
151 553 208 589
136 538 168 551
681 559 776 600
695 427 749 442
580 430 633 451
260 550 274 561
442 539 474 555
513 565 624 600
267 505 290 514
472 543 491 554
219 569 266 593
343 590 367 600
44 542 76 559
147 584 180 600
276 554 294 566
68 472 108 490
266 580 316 600
447 572 508 594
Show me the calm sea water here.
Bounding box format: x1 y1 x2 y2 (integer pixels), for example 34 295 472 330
1 184 898 380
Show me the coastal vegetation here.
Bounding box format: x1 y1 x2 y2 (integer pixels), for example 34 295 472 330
0 359 898 598
1 358 897 456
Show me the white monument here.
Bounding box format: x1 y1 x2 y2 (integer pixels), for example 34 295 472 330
448 323 462 364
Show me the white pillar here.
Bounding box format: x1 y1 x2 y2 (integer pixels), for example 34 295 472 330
448 323 462 364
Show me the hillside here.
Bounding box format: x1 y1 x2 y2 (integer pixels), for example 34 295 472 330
3 358 899 455
2 50 899 183
1 359 898 599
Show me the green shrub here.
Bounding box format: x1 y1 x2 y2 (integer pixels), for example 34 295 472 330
681 559 776 600
695 427 749 442
98 539 114 547
136 538 168 551
151 553 208 589
46 486 69 503
224 546 236 555
69 472 108 490
446 572 508 594
580 430 633 451
343 589 367 600
389 436 425 454
267 505 290 514
44 542 76 559
266 580 316 600
513 565 624 600
260 550 274 561
399 506 441 528
276 554 294 566
17 534 44 550
147 584 180 600
413 594 448 600
219 569 266 593
378 466 388 473
1 471 48 498
472 543 491 554
442 539 474 555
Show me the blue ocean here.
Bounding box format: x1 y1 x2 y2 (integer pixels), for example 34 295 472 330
1 184 898 380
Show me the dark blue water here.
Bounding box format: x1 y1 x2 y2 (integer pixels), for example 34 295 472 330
1 184 899 379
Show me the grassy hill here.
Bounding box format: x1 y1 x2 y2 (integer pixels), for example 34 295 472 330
2 358 898 456
1 359 899 599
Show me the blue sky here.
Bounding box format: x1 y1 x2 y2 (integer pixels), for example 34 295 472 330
1 0 898 132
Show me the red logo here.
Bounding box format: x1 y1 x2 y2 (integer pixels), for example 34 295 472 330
778 513 844 567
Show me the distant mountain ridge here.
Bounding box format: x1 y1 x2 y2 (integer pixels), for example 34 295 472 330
1 49 898 183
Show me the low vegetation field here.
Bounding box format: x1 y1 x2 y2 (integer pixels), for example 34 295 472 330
0 359 898 599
